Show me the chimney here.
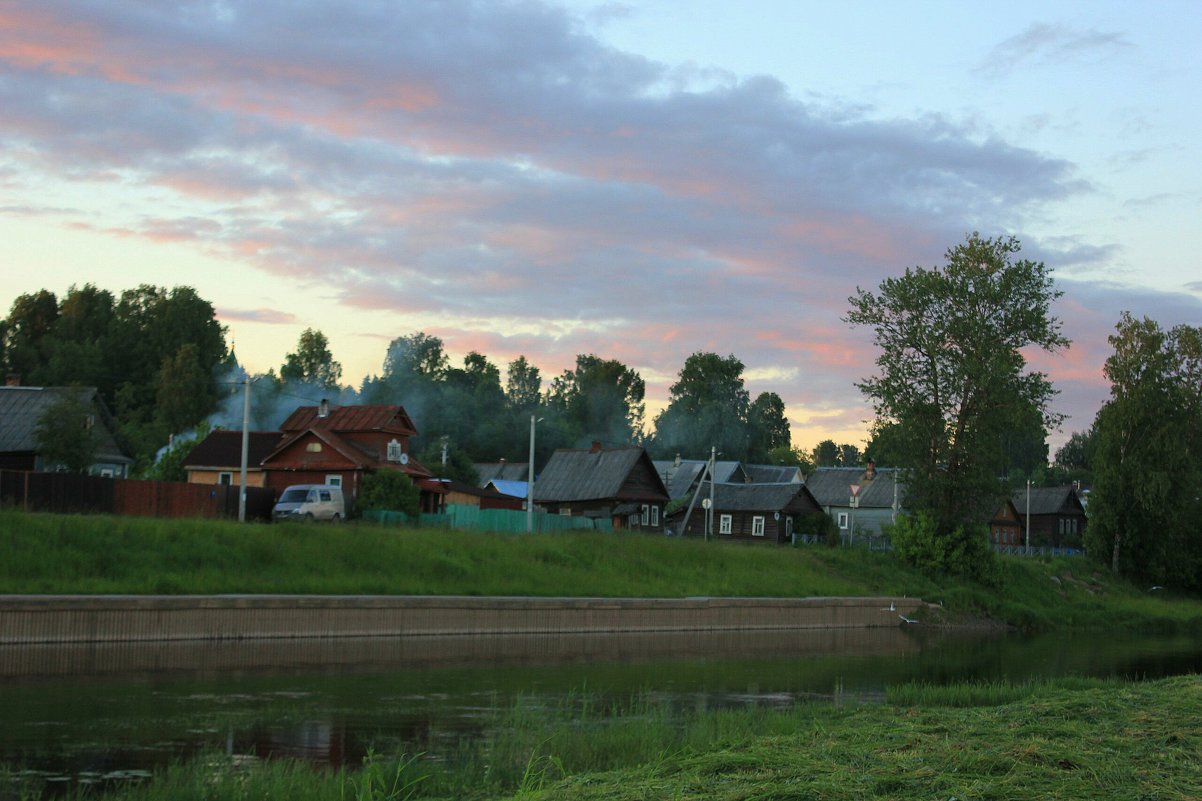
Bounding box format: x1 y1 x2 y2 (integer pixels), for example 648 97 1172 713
864 460 876 481
674 453 681 467
318 399 329 418
590 440 603 453
4 374 19 387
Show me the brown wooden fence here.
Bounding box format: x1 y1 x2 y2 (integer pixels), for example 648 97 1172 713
0 471 275 521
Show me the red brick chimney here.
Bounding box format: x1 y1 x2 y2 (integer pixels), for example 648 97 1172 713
4 374 19 387
590 440 603 453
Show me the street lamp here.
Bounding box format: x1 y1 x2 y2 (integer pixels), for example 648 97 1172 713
526 414 543 533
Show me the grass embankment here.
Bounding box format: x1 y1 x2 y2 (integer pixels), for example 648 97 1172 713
2 509 1200 632
15 675 1200 801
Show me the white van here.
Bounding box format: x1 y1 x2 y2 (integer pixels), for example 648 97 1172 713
272 484 346 522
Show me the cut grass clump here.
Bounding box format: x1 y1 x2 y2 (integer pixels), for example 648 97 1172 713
47 675 1202 801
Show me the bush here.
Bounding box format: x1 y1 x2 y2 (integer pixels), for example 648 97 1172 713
359 470 421 517
891 511 1000 585
794 511 839 546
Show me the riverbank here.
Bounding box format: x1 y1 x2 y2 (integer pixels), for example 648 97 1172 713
13 674 1197 801
3 510 1200 632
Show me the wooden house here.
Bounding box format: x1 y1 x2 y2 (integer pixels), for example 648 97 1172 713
805 462 903 540
1011 485 1088 547
260 401 441 510
431 478 524 511
183 430 284 486
669 481 823 543
0 385 132 477
989 498 1024 547
535 443 670 532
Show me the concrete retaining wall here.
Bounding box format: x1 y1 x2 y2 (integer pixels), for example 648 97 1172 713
0 595 925 644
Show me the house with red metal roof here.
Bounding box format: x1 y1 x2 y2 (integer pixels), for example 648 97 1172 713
260 400 442 511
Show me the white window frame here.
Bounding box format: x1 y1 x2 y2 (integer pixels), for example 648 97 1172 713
641 504 650 525
560 506 571 516
838 512 849 530
651 505 660 527
719 514 732 535
218 471 233 485
386 439 402 462
752 515 766 537
325 474 342 487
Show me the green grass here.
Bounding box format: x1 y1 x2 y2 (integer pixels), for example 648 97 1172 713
14 676 1200 800
2 509 1201 632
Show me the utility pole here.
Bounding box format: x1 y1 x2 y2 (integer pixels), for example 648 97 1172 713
526 414 539 533
1025 479 1031 552
238 376 250 523
708 445 716 540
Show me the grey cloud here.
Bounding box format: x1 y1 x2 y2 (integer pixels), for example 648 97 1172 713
976 23 1133 78
217 307 298 324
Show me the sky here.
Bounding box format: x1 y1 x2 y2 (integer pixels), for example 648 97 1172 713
2 0 1200 453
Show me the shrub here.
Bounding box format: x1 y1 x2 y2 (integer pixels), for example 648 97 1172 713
890 511 1000 584
359 470 421 517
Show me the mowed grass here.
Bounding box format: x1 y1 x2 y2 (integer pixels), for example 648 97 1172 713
18 675 1201 801
2 509 1202 632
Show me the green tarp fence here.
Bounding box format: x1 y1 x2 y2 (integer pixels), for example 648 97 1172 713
362 505 613 534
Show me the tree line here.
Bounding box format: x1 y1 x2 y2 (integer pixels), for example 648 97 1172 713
846 232 1201 590
0 287 799 475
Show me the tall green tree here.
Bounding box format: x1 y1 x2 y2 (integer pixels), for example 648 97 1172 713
1085 314 1202 588
280 328 343 390
846 233 1069 552
505 356 542 413
747 391 791 463
548 354 645 446
2 290 59 383
156 343 214 434
810 440 841 467
34 390 101 474
651 352 750 460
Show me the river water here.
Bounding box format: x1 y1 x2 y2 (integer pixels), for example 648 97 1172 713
2 627 1201 793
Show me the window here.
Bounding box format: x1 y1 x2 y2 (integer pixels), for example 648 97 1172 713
560 506 571 516
386 439 402 462
306 442 323 453
218 472 232 485
325 475 342 487
838 512 849 530
629 514 639 527
319 490 332 502
641 504 650 525
100 468 114 478
719 514 732 535
752 516 766 537
651 505 659 527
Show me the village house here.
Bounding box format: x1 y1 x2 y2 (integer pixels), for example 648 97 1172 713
805 462 903 541
535 442 670 532
989 498 1024 547
259 401 443 512
669 481 823 543
183 430 284 486
1011 485 1088 547
0 383 133 477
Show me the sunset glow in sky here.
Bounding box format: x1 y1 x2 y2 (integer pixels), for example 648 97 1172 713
2 1 1200 451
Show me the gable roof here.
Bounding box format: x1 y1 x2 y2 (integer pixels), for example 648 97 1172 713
693 481 821 513
487 479 529 499
806 466 903 509
744 464 804 484
652 459 747 499
536 446 668 503
0 386 130 463
474 461 530 485
183 430 285 469
1012 485 1086 516
280 404 418 436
